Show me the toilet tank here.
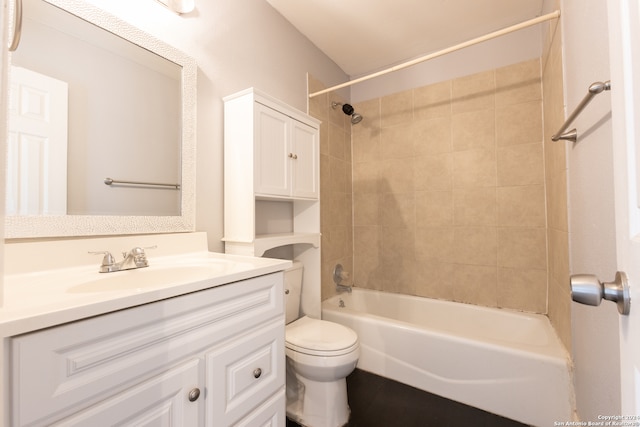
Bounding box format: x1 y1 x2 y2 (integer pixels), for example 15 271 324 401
284 261 304 324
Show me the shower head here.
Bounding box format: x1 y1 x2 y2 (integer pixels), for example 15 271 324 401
331 101 363 125
340 103 354 115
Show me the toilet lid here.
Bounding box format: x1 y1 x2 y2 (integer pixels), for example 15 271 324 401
286 316 358 356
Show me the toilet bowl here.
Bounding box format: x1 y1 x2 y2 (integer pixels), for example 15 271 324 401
284 262 359 427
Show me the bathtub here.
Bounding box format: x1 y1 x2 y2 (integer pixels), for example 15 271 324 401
322 288 573 427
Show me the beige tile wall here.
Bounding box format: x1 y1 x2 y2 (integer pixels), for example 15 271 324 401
352 59 548 313
542 14 572 349
310 52 572 330
308 76 353 300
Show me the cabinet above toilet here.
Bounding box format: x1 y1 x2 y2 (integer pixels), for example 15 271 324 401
222 88 322 319
222 88 321 257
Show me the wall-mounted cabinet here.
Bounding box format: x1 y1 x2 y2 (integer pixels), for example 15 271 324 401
254 102 318 199
223 88 320 256
223 88 321 318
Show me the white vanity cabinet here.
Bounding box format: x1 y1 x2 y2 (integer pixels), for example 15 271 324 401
254 102 319 199
9 273 285 426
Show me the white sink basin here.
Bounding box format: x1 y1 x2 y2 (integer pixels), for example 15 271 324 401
1 233 292 338
5 256 261 306
66 263 229 293
63 255 262 293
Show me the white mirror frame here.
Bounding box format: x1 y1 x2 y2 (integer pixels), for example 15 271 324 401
5 0 196 239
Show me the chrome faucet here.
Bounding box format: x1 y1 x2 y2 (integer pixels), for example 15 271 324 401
89 246 154 273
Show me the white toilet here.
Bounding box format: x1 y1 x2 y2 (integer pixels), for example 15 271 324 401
284 261 360 427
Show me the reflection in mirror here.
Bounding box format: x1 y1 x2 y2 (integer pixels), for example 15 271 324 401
5 0 196 238
10 0 181 216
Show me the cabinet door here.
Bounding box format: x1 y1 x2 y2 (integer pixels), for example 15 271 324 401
255 103 290 197
53 359 203 427
291 120 319 199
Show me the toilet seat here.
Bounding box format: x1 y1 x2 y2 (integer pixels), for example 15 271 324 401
286 316 359 357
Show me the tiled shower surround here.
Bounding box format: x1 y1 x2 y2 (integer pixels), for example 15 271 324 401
310 52 570 349
308 76 354 302
354 58 547 312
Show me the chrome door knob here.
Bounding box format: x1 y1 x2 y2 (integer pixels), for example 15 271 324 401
570 271 631 315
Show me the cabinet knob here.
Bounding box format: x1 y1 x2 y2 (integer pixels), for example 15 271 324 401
253 368 262 378
292 154 298 159
288 153 293 158
188 387 201 402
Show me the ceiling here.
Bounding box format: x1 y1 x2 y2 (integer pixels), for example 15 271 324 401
266 0 546 77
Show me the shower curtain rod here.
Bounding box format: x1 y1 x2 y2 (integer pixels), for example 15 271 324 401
308 10 561 98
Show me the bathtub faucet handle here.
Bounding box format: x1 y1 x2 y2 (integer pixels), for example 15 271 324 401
333 263 353 293
333 264 351 284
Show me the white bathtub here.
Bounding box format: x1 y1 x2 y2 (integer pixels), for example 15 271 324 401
322 288 574 427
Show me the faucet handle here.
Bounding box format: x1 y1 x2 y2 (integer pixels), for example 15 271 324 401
130 246 153 267
123 245 156 257
88 251 115 266
88 251 117 272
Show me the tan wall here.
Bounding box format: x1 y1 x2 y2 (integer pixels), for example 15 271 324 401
350 59 548 313
541 13 572 349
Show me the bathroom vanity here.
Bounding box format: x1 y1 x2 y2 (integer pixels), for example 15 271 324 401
1 232 290 426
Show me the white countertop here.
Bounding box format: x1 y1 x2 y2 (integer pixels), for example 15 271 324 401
1 232 291 337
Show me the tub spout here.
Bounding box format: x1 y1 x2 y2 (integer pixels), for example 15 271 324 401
337 284 352 293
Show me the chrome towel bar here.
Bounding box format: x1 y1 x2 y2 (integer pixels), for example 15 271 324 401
104 177 180 190
552 80 611 142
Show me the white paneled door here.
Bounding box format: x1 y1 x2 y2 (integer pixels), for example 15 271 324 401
608 0 640 415
7 66 68 215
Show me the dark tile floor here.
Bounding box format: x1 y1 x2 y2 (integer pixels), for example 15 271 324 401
286 369 528 427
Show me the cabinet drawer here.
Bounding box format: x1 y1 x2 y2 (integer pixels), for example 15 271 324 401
206 320 285 426
234 389 285 427
10 273 283 426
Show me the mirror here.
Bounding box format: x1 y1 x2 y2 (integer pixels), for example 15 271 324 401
5 0 196 238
